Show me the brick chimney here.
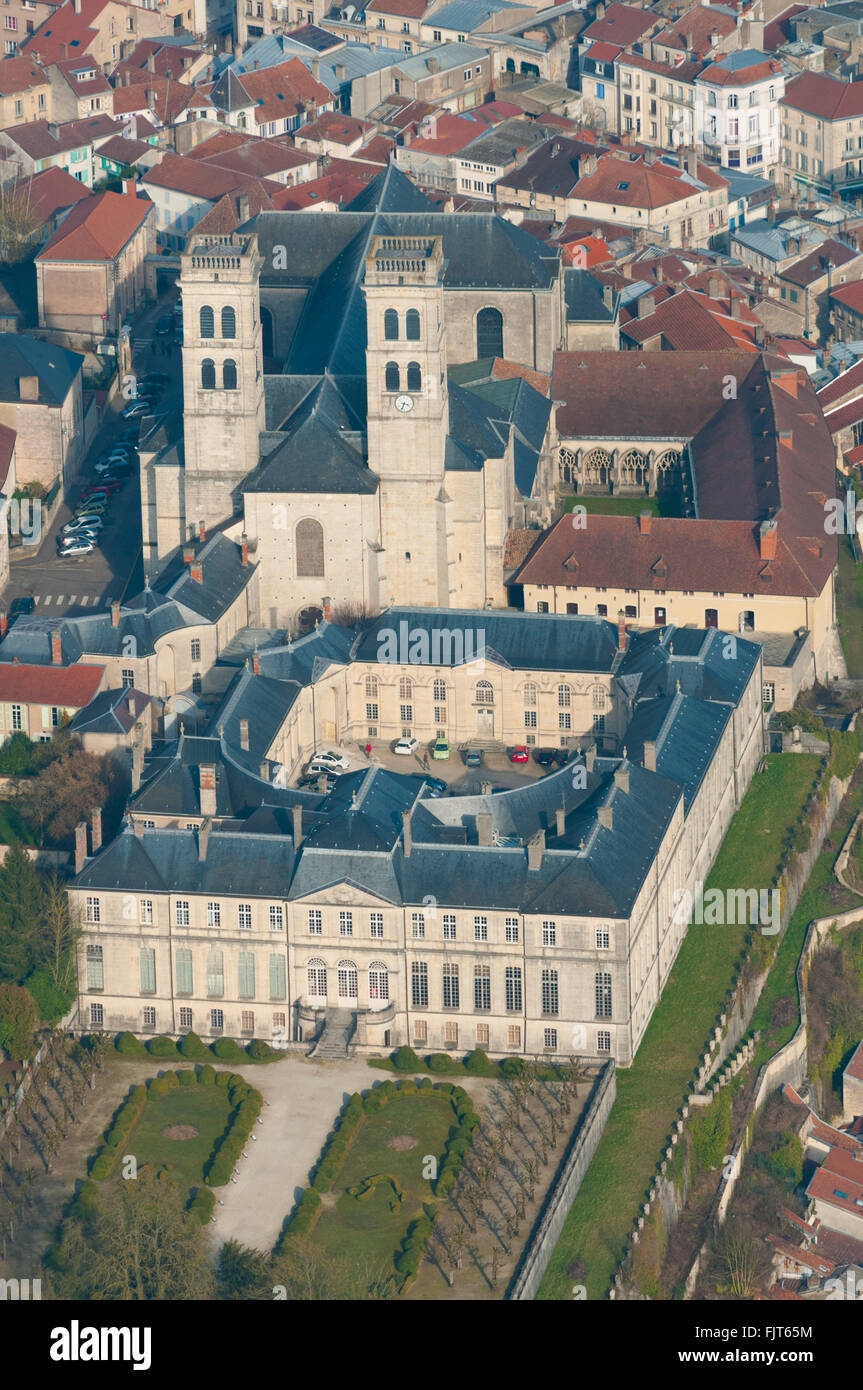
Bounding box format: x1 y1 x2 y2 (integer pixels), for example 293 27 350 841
74 820 88 875
90 806 102 855
182 544 195 566
598 804 613 830
239 718 249 750
614 765 630 794
322 597 332 621
730 295 741 319
51 630 62 665
0 612 6 640
189 561 203 583
477 811 493 846
111 599 121 628
18 375 39 402
555 805 565 836
197 520 205 542
527 828 545 870
639 510 652 535
402 808 412 858
586 745 597 773
123 177 136 196
199 763 216 817
617 611 626 650
643 739 656 771
759 518 778 561
252 651 260 675
292 803 303 848
241 533 249 566
638 293 656 319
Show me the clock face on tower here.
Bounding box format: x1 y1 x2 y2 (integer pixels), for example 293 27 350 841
394 394 414 413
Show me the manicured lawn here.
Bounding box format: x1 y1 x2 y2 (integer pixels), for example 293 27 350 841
114 1086 232 1192
835 532 863 679
537 754 821 1301
561 494 681 518
312 1094 454 1269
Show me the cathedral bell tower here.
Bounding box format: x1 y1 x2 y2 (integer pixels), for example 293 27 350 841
363 234 455 609
179 231 266 540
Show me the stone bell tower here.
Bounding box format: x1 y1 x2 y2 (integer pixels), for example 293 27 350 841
363 233 455 609
179 231 266 540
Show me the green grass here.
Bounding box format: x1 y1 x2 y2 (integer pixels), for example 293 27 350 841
0 801 36 845
537 754 821 1301
561 494 681 518
835 533 863 679
311 1095 454 1268
115 1086 232 1192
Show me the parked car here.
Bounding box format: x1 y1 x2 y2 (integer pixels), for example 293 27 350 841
62 518 103 536
155 315 172 336
423 775 447 795
298 772 337 791
82 484 120 500
57 538 95 557
140 371 169 388
120 426 141 444
432 737 449 760
307 749 350 772
394 736 419 756
464 749 484 767
122 399 152 420
9 596 35 621
509 746 530 763
533 747 567 767
73 511 106 527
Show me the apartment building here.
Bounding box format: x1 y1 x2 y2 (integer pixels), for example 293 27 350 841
780 71 863 200
0 0 56 57
21 0 171 72
695 49 784 174
0 54 50 124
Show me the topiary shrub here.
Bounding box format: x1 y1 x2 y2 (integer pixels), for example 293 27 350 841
212 1038 244 1062
178 1031 210 1061
393 1045 422 1072
161 1070 180 1089
363 1090 383 1114
147 1077 171 1100
187 1187 216 1226
115 1031 147 1057
397 1078 418 1096
197 1064 216 1086
501 1057 524 1078
246 1038 280 1062
176 1069 197 1086
464 1049 495 1076
146 1035 180 1059
215 1069 234 1088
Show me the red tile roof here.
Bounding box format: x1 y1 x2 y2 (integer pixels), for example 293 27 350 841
21 0 112 64
51 56 111 95
783 71 863 120
0 662 104 707
401 112 482 155
143 152 272 201
197 138 315 180
781 239 861 287
111 75 200 123
585 41 623 62
0 57 48 95
583 3 658 46
193 184 277 235
296 110 374 144
7 166 91 223
807 1147 863 1220
1 113 115 159
699 56 782 86
817 356 863 408
830 279 863 314
236 58 333 126
620 285 761 351
112 38 203 83
574 150 726 210
655 6 736 51
366 0 430 15
763 3 807 51
847 1040 863 1083
271 159 379 208
561 233 613 266
36 189 152 262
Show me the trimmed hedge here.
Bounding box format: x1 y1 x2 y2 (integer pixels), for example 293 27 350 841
246 1038 280 1062
198 1064 216 1086
188 1186 216 1226
90 1084 148 1179
204 1078 264 1187
146 1035 181 1060
393 1045 422 1072
176 1069 197 1087
115 1031 147 1058
276 1188 322 1250
212 1038 245 1062
178 1031 210 1061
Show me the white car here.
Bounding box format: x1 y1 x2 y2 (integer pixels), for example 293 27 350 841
394 736 420 756
307 750 350 773
57 538 95 557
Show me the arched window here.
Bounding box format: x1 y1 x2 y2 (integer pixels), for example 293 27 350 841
476 680 494 704
307 958 327 998
201 358 215 390
583 448 612 487
405 308 420 340
406 361 421 393
399 676 412 701
476 306 503 358
199 305 214 338
523 681 537 707
221 305 236 339
369 961 389 1003
385 361 400 392
384 308 399 340
337 960 358 1000
364 674 379 698
222 358 237 390
296 518 324 577
557 684 572 708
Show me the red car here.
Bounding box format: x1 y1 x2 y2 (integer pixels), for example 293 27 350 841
509 746 530 763
82 483 120 500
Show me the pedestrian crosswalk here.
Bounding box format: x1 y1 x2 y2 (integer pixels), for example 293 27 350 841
31 593 110 608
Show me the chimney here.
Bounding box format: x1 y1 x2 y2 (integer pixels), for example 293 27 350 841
477 811 493 846
74 820 88 875
292 803 303 848
18 375 39 402
132 745 143 794
614 765 630 794
639 510 652 535
182 544 195 566
335 63 346 81
73 0 81 12
146 88 156 111
638 293 656 319
555 805 566 836
241 532 249 566
90 806 102 855
730 295 741 319
598 805 613 830
312 57 320 81
759 518 778 561
146 51 156 73
111 599 121 628
198 818 210 862
252 651 261 676
190 561 203 584
586 745 597 773
402 808 412 858
602 284 614 311
127 693 136 719
197 520 205 543
686 148 698 177
237 193 249 223
199 763 217 817
51 630 62 665
678 145 685 171
773 370 798 399
527 828 545 870
123 177 136 197
239 718 249 750
617 611 626 650
708 272 723 298
767 202 776 225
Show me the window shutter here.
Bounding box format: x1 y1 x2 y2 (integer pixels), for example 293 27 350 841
176 948 193 995
269 954 286 1000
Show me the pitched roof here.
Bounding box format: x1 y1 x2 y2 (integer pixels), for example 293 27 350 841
781 238 861 287
829 278 863 313
0 57 48 95
620 285 760 351
572 150 725 210
1 113 115 159
655 6 736 51
21 0 109 63
698 50 782 85
6 166 91 223
783 70 863 120
0 423 15 488
111 74 201 123
582 3 658 45
366 0 432 15
50 56 111 95
0 333 82 405
0 661 104 707
36 189 151 262
143 152 277 201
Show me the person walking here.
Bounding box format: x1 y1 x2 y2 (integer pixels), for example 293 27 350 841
423 751 430 771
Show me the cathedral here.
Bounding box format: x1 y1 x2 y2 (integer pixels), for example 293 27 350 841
140 167 561 628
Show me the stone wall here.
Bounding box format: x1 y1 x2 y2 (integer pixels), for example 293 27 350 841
508 1060 616 1300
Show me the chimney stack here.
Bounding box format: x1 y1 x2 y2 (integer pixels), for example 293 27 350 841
527 828 545 870
190 562 203 583
19 375 39 401
639 510 652 535
759 518 778 561
182 544 195 566
292 803 303 848
241 533 249 566
74 820 88 875
614 765 630 794
199 763 217 817
638 293 656 319
127 693 137 719
252 651 261 676
617 611 626 651
477 811 493 846
90 806 102 854
123 177 136 197
402 808 412 858
586 745 597 773
239 718 249 750
198 818 210 862
51 630 62 665
0 611 7 640
643 739 657 771
198 520 205 543
555 805 566 836
111 599 121 628
598 805 613 830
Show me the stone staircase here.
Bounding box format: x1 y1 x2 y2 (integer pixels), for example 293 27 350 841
309 1008 356 1060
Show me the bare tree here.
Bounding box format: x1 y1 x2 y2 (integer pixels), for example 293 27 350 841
0 182 45 264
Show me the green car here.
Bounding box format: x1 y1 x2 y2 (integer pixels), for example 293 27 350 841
432 738 450 760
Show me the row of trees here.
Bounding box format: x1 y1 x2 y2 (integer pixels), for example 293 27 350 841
0 845 81 1037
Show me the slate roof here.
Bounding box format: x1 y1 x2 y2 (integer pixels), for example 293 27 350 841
0 333 82 405
70 687 148 734
351 607 622 672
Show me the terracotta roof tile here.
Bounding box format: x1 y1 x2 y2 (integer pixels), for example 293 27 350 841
583 3 659 46
0 57 48 95
0 662 104 707
36 189 151 262
783 71 863 121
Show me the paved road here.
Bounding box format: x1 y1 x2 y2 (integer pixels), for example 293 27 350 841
298 741 555 793
3 294 182 622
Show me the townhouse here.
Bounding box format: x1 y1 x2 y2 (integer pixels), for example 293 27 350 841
0 332 83 490
780 71 863 200
695 49 784 175
0 54 50 124
0 111 117 183
774 237 863 340
0 662 106 743
21 0 171 71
